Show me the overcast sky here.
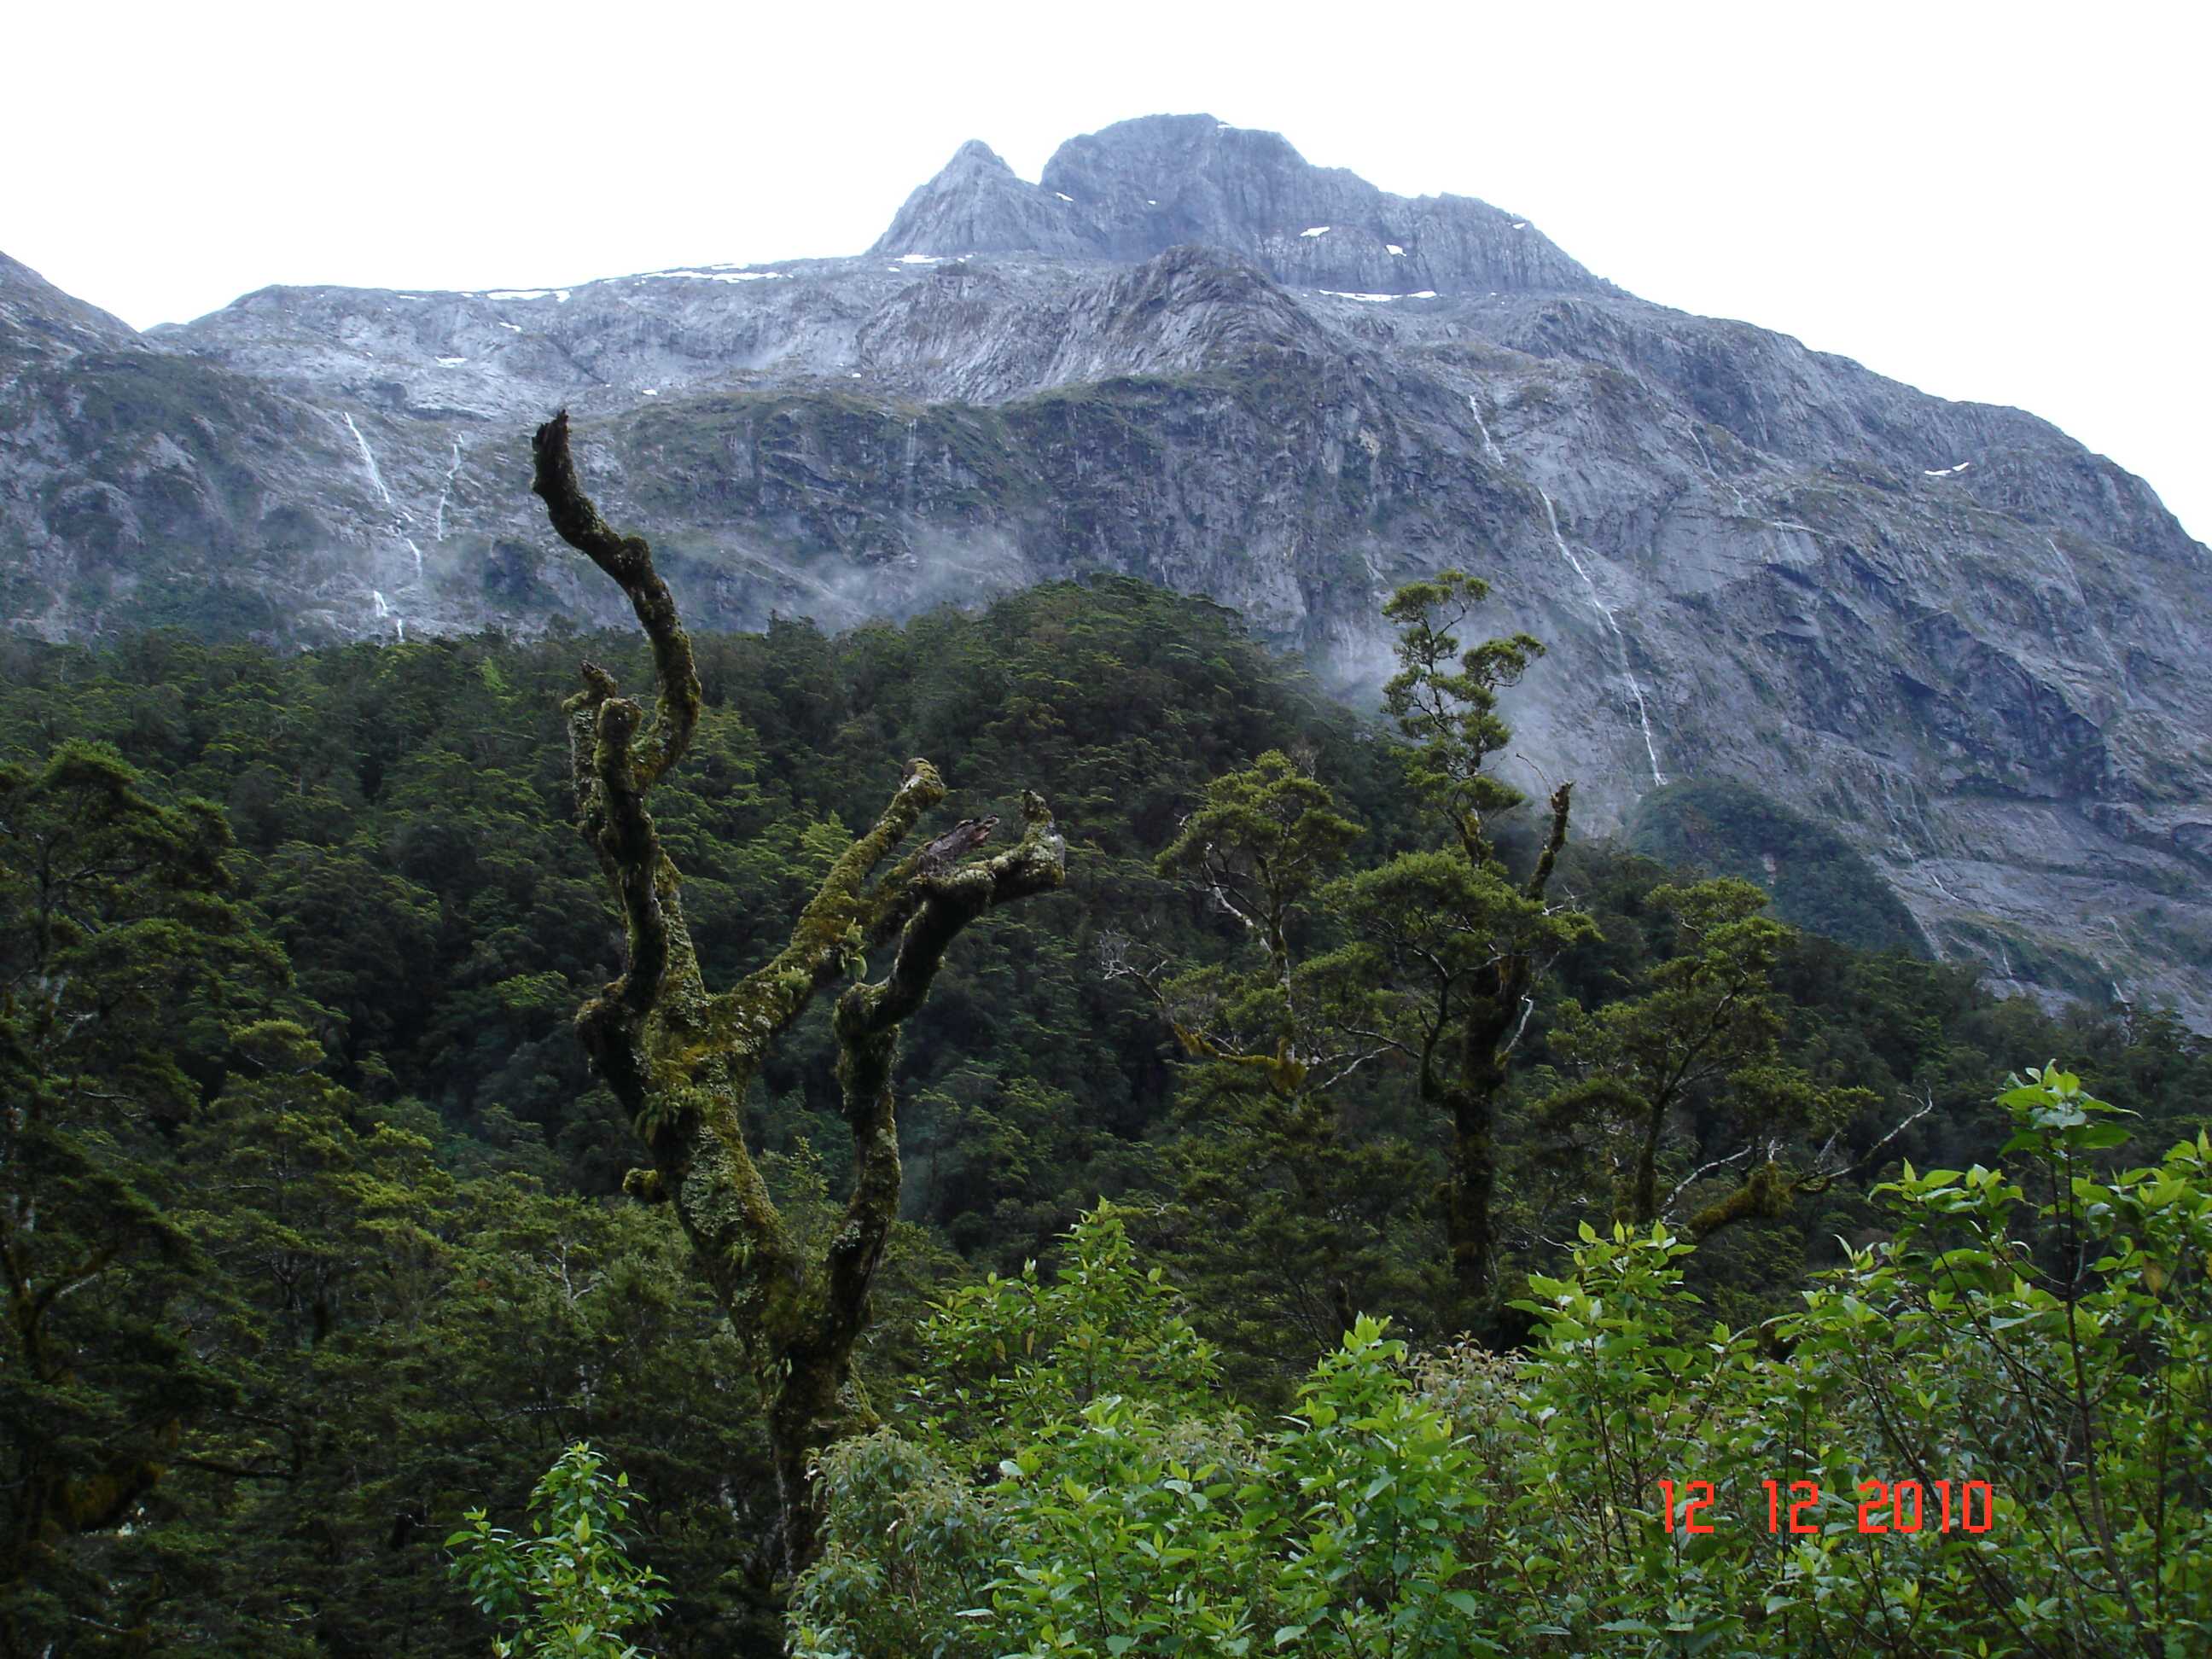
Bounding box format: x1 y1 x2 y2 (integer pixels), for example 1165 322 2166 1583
10 2 2207 539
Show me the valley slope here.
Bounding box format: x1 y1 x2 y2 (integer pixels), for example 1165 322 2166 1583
3 114 2207 1023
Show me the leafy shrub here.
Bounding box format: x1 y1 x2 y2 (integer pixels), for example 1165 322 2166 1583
793 1071 2211 1655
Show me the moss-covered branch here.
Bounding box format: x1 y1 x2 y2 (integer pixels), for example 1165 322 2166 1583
825 792 1065 1347
530 416 1065 1585
532 410 701 788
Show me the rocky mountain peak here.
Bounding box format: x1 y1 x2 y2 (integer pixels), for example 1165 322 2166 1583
7 120 2211 1028
870 138 1102 259
870 114 1610 300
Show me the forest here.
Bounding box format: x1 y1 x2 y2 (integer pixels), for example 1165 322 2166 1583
2 421 2206 1657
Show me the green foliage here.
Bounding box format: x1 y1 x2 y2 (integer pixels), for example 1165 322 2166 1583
800 1074 2212 1654
1538 877 1877 1232
448 1443 672 1658
1627 777 1932 958
1381 567 1542 825
1 579 2204 1651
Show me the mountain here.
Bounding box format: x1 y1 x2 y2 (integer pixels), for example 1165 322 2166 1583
3 114 2209 1026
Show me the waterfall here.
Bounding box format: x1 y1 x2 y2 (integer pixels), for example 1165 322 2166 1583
405 538 424 584
434 439 463 541
1460 393 1667 787
1535 491 1668 787
1465 396 1506 466
371 589 389 618
341 413 393 507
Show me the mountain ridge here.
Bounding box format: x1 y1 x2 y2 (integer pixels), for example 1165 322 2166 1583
2 113 2207 1027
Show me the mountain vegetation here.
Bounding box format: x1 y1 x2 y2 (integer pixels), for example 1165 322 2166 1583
2 431 2205 1653
9 112 2209 1026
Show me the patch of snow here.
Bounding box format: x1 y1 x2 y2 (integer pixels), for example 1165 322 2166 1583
1146 199 1157 205
1386 244 1405 256
1511 220 1528 230
1322 291 1400 302
556 289 570 302
1301 225 1331 237
393 294 430 301
498 322 522 332
897 253 941 265
639 268 785 282
642 388 658 396
1923 461 1973 477
1217 123 1233 131
1055 192 1074 202
1407 290 1437 299
850 372 862 378
486 289 555 300
435 356 467 366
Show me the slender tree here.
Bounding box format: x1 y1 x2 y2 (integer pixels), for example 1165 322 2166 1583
527 413 1065 1578
1360 571 1590 1317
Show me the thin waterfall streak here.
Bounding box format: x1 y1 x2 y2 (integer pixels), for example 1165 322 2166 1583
341 412 393 506
1466 396 1505 466
1538 491 1668 787
434 439 463 541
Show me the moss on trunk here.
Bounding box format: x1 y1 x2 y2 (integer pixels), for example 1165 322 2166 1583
528 412 1066 1584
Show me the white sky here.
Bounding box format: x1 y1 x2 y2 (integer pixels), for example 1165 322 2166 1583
9 2 2207 540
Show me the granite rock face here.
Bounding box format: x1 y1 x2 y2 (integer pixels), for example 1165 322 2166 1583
3 114 2208 1025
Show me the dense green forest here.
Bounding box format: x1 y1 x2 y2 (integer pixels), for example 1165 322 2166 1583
4 492 2207 1652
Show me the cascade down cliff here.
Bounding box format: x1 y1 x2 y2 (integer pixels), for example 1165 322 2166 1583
3 114 2207 1025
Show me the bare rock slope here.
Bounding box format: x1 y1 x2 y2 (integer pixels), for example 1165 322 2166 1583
3 114 2206 1022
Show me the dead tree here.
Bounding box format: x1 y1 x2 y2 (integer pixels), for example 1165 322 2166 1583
529 412 1066 1578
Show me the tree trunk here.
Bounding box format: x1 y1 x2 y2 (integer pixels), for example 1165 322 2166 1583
1441 783 1571 1320
529 412 1065 1580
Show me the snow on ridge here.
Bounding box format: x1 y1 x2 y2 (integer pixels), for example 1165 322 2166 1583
486 288 571 302
1320 290 1437 303
1511 221 1528 230
638 268 788 283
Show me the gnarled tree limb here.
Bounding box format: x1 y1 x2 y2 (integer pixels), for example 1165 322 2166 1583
528 413 1066 1582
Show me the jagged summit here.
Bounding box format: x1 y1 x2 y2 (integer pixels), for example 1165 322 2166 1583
871 114 1610 300
870 138 1103 260
6 122 2210 1027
